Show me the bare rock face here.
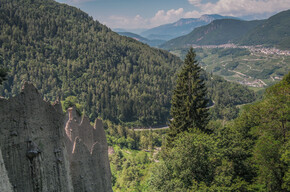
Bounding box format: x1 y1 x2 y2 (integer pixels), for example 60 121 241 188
0 82 112 192
65 107 112 192
0 148 13 192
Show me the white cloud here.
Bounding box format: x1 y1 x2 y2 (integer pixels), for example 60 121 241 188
150 8 184 26
104 0 290 29
188 0 202 6
184 10 201 18
105 8 186 29
104 15 149 29
188 0 290 17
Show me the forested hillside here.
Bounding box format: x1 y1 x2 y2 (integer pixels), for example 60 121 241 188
161 19 263 50
0 0 183 125
238 9 290 50
0 0 255 125
107 52 289 192
149 72 290 192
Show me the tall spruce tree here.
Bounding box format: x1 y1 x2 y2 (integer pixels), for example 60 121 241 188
168 48 209 142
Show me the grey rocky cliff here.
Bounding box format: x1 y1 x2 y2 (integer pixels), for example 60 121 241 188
65 107 112 192
0 82 112 192
0 148 13 192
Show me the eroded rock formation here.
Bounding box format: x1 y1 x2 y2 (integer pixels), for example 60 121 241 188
65 107 112 192
0 82 112 192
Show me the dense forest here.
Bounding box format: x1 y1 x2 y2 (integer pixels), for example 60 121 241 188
0 0 288 191
107 58 289 192
0 0 255 125
0 0 182 125
149 71 289 191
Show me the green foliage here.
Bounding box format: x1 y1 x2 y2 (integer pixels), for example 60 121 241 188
206 74 256 120
232 72 290 191
168 48 209 143
0 0 258 125
61 96 83 115
110 147 154 192
105 119 166 151
150 72 289 191
0 0 182 125
150 131 219 192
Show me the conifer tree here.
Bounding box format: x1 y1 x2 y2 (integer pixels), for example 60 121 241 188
168 48 209 142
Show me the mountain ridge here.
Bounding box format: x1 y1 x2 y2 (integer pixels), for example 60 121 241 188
238 9 290 49
140 14 239 40
160 9 290 50
160 19 264 49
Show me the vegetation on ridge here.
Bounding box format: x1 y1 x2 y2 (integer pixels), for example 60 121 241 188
238 9 290 50
0 0 256 125
148 71 289 192
0 0 182 125
167 48 209 144
160 19 263 50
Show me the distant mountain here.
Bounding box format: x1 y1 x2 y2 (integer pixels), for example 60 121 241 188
117 32 165 47
141 14 239 40
161 10 290 50
160 19 263 49
117 32 148 42
113 28 147 34
238 9 290 50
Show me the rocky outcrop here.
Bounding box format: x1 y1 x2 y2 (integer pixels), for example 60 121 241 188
65 107 112 192
0 148 13 192
0 82 112 192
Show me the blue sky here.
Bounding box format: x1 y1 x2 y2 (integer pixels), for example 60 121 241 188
56 0 290 29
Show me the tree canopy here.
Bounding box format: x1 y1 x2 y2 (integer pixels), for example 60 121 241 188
149 72 290 192
168 48 209 143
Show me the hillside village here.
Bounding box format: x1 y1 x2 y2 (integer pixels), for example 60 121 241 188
191 44 290 56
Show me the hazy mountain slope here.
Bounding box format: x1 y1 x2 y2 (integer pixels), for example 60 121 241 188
238 9 290 49
0 0 183 125
161 19 263 50
117 32 165 47
118 32 149 42
141 14 238 40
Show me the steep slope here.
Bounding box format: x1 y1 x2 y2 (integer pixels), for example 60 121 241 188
0 0 183 125
117 32 165 47
161 19 263 50
238 9 290 49
141 14 238 40
0 82 112 192
0 0 257 125
0 149 13 192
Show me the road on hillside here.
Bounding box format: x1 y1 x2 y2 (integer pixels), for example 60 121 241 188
132 125 169 131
